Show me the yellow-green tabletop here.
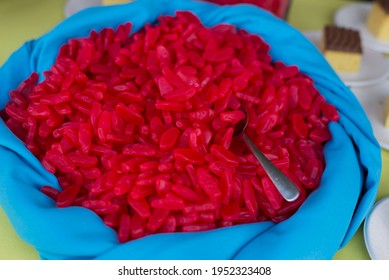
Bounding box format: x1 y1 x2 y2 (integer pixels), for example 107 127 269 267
0 0 387 260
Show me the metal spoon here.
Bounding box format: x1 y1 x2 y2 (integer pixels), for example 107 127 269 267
234 108 300 202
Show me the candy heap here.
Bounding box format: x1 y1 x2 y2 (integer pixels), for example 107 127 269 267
2 12 339 243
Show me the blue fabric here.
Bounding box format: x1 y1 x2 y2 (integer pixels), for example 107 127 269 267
0 0 381 259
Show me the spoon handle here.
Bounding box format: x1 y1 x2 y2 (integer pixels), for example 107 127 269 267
242 133 300 202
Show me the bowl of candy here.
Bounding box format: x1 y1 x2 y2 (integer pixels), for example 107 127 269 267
0 0 381 259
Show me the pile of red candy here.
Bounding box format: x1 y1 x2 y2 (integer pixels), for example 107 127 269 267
2 11 338 243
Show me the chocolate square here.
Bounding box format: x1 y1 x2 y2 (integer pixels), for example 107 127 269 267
323 25 362 54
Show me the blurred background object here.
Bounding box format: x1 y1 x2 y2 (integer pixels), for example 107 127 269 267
200 0 292 18
64 0 292 18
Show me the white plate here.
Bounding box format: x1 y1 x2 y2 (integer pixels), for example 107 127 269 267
334 3 389 54
303 30 389 88
364 197 389 259
64 0 102 18
352 81 389 150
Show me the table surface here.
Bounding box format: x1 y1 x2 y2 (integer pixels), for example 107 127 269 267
0 0 388 260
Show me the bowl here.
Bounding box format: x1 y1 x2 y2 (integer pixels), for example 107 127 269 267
0 0 382 259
